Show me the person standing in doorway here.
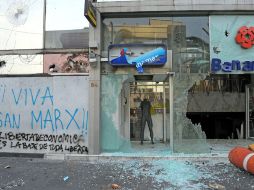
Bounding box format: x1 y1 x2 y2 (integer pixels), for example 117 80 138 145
140 97 154 144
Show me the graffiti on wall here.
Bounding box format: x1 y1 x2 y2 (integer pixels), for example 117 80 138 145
0 132 88 154
0 76 89 154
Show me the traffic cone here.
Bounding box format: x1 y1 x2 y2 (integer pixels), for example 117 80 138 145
228 146 254 174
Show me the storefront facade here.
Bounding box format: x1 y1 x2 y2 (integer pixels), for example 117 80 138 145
88 0 254 154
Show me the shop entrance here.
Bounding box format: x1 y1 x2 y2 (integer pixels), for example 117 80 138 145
129 75 170 144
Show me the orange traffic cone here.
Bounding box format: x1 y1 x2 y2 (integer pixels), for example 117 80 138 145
228 146 254 174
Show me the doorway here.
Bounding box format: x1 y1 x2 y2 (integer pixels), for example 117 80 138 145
129 81 170 143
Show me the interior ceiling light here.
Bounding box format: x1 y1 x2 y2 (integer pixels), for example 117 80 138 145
6 0 29 26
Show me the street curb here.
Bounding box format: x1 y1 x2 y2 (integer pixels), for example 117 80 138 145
44 153 229 162
0 152 44 158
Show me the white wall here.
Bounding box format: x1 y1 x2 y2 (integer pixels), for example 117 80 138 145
0 76 89 154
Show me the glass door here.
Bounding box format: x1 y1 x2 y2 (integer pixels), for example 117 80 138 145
129 82 169 143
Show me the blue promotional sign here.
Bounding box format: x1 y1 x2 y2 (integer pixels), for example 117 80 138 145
108 44 167 73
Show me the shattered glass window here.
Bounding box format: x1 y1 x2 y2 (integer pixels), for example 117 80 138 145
0 0 44 50
0 55 43 74
102 16 211 153
172 17 210 153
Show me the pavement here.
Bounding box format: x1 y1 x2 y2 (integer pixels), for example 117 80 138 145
0 140 254 190
0 154 254 190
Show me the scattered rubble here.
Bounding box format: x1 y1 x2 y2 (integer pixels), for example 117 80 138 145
111 183 120 189
208 182 225 190
4 165 10 169
63 176 69 182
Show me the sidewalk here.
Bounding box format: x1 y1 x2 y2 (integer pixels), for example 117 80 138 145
0 153 253 190
1 139 254 190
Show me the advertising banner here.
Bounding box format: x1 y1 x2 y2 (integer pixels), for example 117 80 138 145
108 44 167 73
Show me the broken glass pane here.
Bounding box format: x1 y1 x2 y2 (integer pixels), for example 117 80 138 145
0 54 43 74
0 0 44 50
101 74 132 152
173 73 209 153
172 17 210 153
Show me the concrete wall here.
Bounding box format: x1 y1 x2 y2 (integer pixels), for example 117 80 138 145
187 92 245 112
0 76 89 154
96 0 254 13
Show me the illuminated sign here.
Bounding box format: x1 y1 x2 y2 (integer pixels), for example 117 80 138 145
108 44 167 73
84 0 96 27
211 58 254 72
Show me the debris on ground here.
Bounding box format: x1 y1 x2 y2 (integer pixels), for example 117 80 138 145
111 183 120 189
4 165 10 169
208 182 225 189
63 176 69 182
0 178 25 189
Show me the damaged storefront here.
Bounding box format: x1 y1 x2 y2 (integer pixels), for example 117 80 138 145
99 15 210 153
90 1 254 154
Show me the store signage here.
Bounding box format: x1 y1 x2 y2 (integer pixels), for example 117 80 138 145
108 44 167 73
211 26 254 73
211 58 254 72
84 0 96 27
235 26 254 49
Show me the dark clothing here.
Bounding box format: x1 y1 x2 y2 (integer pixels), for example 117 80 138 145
140 99 154 143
